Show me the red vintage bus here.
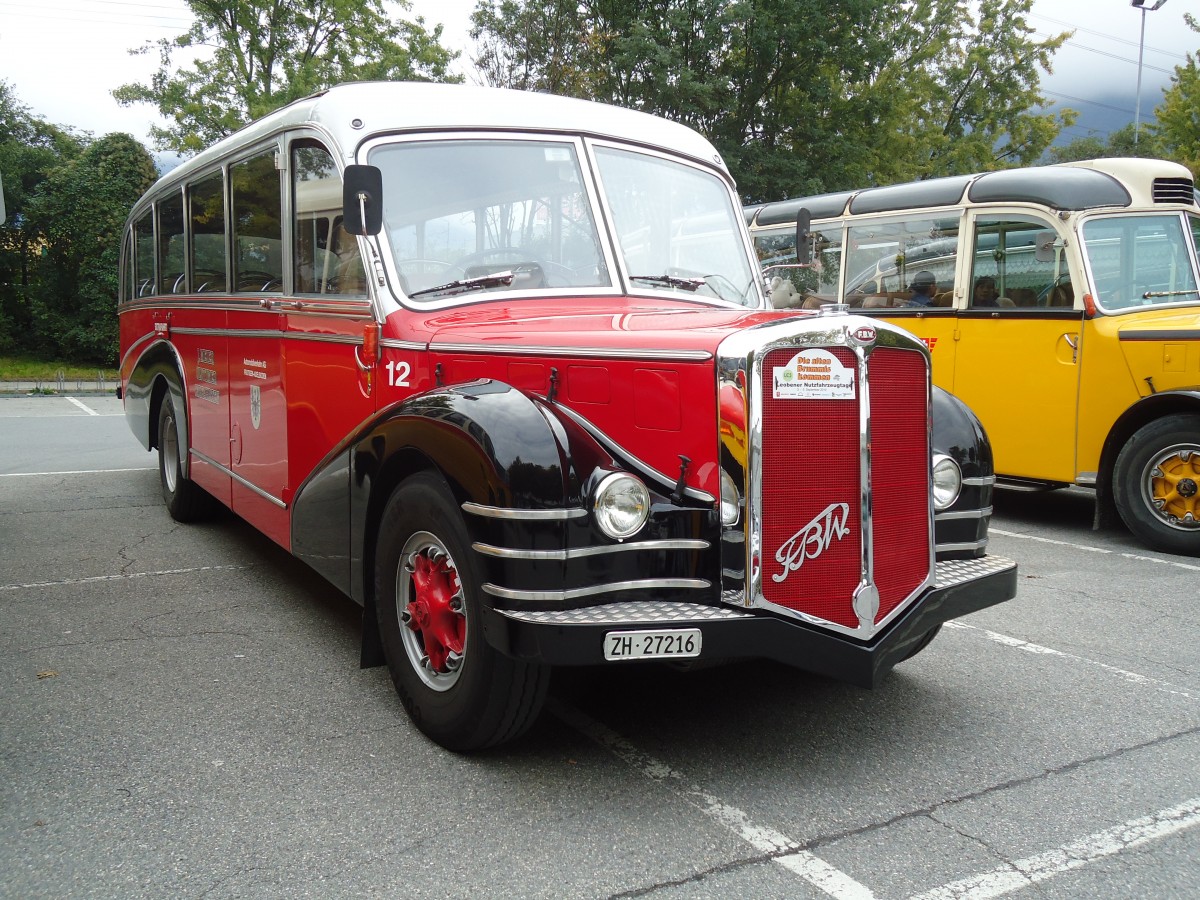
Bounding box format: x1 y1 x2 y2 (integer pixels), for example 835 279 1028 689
119 82 1016 750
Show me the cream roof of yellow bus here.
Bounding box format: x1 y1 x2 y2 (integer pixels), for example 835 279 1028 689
747 158 1195 226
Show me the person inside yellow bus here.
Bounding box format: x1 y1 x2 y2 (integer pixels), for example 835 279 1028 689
971 275 999 307
904 270 937 307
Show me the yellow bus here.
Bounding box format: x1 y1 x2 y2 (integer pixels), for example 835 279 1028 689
746 158 1200 556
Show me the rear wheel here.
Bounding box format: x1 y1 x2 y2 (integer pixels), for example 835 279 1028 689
1114 415 1200 557
375 473 549 751
157 394 215 522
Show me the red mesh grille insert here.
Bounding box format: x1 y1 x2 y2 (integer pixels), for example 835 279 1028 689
760 347 862 628
867 349 931 620
758 345 931 630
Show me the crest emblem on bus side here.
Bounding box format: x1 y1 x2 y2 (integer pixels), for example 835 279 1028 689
250 385 262 430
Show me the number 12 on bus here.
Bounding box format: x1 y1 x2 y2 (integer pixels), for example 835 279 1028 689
119 82 1016 750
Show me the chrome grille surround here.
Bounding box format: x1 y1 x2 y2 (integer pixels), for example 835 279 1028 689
716 312 936 640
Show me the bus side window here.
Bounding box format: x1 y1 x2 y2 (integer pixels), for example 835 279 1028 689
231 151 283 293
844 214 960 309
293 143 349 295
133 210 155 297
158 192 185 295
970 216 1066 310
189 171 227 293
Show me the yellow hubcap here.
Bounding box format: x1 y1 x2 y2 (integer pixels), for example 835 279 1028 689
1150 449 1200 527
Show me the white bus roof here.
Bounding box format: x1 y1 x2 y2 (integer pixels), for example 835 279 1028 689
154 81 728 191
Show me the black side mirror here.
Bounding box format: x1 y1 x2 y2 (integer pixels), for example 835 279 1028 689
343 164 383 236
795 209 812 265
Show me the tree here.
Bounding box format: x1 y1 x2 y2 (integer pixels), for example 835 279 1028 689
1047 123 1162 165
470 0 1072 201
24 134 158 363
1153 13 1200 177
114 0 460 155
0 81 87 355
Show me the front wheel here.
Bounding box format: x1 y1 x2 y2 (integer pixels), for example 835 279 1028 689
1113 415 1200 556
375 473 550 750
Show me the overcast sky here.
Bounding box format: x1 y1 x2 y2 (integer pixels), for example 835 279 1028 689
0 0 1195 149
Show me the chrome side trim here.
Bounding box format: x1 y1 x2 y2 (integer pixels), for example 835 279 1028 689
483 578 710 602
1076 473 1098 486
935 506 993 521
431 340 712 362
962 475 996 486
381 338 428 352
189 449 287 508
497 600 753 625
172 327 367 347
461 501 587 520
472 538 708 560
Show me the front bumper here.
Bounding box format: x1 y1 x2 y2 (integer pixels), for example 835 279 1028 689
482 556 1017 688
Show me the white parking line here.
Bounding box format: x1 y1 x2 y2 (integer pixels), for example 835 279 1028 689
0 565 252 592
990 528 1200 572
547 697 878 899
944 622 1197 702
0 467 155 478
910 797 1200 900
556 613 1197 899
65 397 100 416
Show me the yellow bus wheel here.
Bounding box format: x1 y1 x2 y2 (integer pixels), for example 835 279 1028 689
1114 414 1200 557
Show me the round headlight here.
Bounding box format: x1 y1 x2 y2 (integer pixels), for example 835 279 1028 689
720 469 741 526
932 454 962 511
593 473 650 540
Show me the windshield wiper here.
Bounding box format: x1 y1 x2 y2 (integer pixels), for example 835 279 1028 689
629 273 706 292
409 270 514 299
1142 288 1200 298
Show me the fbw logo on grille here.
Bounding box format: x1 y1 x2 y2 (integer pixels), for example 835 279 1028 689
852 325 876 344
773 502 851 583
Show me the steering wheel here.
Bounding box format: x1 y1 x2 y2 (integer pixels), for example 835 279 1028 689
456 248 529 270
236 270 281 292
1037 272 1072 307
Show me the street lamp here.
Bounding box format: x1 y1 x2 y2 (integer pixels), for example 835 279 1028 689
1131 0 1167 147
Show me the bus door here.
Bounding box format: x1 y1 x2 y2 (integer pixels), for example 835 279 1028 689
283 142 380 569
227 149 290 544
951 211 1083 483
173 179 232 506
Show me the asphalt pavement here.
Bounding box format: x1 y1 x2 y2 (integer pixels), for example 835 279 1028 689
1 394 1197 899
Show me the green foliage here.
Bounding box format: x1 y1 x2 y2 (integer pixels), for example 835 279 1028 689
113 0 461 155
1047 123 1163 165
1152 13 1200 177
470 0 1072 200
0 81 88 356
23 134 158 364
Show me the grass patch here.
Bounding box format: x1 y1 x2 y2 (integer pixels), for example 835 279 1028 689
0 356 119 382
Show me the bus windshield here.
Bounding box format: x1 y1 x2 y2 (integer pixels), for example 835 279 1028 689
1082 214 1200 312
593 145 758 305
371 137 758 305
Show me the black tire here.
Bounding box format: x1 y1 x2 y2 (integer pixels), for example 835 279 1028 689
375 472 549 751
1113 415 1200 557
157 393 215 522
900 625 941 662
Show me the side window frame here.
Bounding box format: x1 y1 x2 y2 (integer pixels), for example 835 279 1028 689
965 210 1074 312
